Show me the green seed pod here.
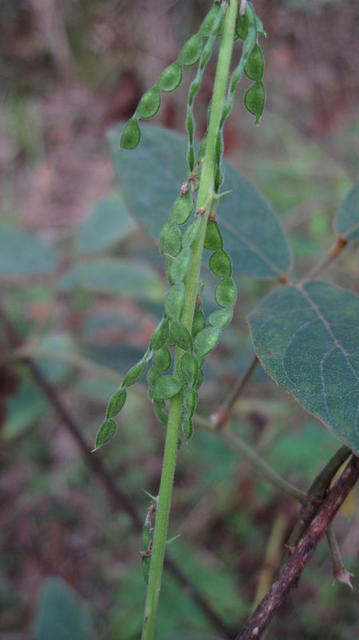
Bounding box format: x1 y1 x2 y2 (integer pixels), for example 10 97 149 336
147 365 161 386
153 399 168 426
94 418 117 451
136 86 161 120
183 387 197 418
106 387 127 419
204 220 223 250
152 375 182 401
194 326 220 358
158 62 183 93
183 217 201 248
165 282 185 320
160 222 182 256
150 317 169 351
169 319 193 352
189 77 201 104
182 418 193 440
208 307 233 329
170 192 193 225
199 3 221 36
186 113 194 139
120 118 141 150
153 346 172 372
122 359 147 387
236 2 256 40
244 44 264 81
179 33 204 67
256 16 266 37
168 247 191 283
244 81 265 124
198 134 207 162
180 352 199 386
209 249 232 277
192 305 206 337
195 367 204 390
215 277 237 308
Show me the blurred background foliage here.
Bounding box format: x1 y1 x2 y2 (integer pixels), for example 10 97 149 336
0 0 358 638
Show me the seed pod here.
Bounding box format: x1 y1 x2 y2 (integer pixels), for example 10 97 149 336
194 326 220 358
147 365 161 386
170 193 193 225
152 375 182 400
150 318 169 351
106 387 127 419
153 399 168 426
182 418 193 440
209 249 232 277
198 134 207 162
204 220 223 250
208 307 233 329
183 386 197 418
169 319 193 352
256 16 266 37
153 346 172 372
165 282 185 320
192 305 206 337
244 44 264 81
158 62 183 93
195 367 204 390
122 359 147 387
94 418 117 451
180 352 199 385
160 222 182 256
186 113 194 139
179 33 204 67
189 77 201 104
136 86 161 120
236 2 256 40
244 81 265 124
168 247 191 283
215 277 237 308
120 118 141 150
183 217 201 248
199 3 221 36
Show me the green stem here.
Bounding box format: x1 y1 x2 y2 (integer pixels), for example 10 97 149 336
141 3 239 638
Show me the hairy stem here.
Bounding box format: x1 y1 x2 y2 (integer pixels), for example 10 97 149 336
141 3 239 638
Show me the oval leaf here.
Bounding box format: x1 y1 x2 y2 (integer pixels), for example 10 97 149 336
334 181 359 243
108 124 291 279
249 281 359 454
0 225 57 278
76 194 135 254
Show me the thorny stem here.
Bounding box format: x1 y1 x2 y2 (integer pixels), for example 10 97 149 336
0 307 234 640
141 3 239 638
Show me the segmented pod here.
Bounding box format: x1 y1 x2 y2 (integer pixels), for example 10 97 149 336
169 319 193 352
179 33 204 66
106 387 127 419
120 118 141 150
183 387 197 418
183 217 201 247
168 247 191 283
158 62 183 93
215 277 237 308
153 399 168 426
122 359 147 387
192 305 206 338
160 223 182 256
147 365 161 386
204 220 223 250
194 326 221 358
236 1 256 40
195 367 204 390
152 375 182 401
209 249 232 277
208 307 233 329
94 418 117 451
182 418 193 440
180 352 199 385
244 81 265 124
136 86 161 120
165 282 185 320
199 3 222 37
244 44 264 81
150 318 169 351
153 347 172 372
170 193 193 225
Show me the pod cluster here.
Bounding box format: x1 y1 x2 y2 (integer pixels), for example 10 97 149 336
120 3 225 151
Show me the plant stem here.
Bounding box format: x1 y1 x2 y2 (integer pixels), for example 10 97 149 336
141 3 239 638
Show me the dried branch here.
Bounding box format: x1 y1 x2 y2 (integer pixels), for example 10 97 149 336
235 455 359 640
211 353 259 428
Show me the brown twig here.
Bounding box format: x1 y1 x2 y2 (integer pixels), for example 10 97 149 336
211 353 259 428
0 307 234 640
235 455 359 640
301 235 348 282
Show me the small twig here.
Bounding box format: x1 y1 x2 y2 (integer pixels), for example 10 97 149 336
195 415 307 504
211 353 259 428
326 526 354 589
235 455 359 640
251 514 286 612
301 236 348 282
0 307 234 640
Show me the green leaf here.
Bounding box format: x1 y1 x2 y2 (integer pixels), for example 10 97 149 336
94 418 117 450
57 259 164 301
249 281 359 454
108 124 291 279
76 194 135 254
0 225 57 277
34 577 93 640
152 375 182 400
334 181 359 242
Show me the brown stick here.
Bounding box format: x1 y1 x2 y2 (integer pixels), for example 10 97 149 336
235 455 359 640
0 308 234 640
212 353 259 428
